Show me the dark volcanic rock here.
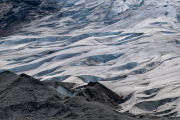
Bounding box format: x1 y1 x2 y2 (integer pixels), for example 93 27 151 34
0 71 178 120
0 71 65 120
0 73 65 107
0 71 19 93
62 96 136 120
77 82 124 108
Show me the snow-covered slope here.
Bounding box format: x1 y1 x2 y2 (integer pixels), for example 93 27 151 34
0 0 180 117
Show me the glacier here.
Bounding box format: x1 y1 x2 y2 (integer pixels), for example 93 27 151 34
0 0 180 117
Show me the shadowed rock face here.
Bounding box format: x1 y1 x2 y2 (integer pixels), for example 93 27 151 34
0 71 66 119
0 71 126 120
0 71 19 92
77 82 124 108
0 71 177 120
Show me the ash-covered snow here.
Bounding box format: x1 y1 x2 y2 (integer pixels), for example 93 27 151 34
0 0 180 117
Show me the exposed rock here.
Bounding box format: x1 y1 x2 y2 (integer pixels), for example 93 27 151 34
62 96 138 120
0 71 65 120
76 82 125 108
0 71 19 92
0 71 178 120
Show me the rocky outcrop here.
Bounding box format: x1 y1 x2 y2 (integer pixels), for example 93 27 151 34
0 71 66 119
0 71 178 120
77 82 124 108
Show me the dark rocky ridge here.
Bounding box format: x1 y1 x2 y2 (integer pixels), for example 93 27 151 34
0 71 178 120
76 82 124 108
0 71 66 119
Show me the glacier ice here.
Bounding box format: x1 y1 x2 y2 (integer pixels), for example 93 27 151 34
0 0 180 117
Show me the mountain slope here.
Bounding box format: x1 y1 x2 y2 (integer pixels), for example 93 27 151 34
0 0 180 117
1 71 175 120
